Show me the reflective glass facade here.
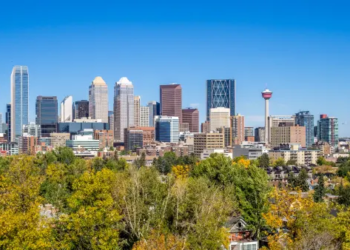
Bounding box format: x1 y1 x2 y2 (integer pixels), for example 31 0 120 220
155 116 179 143
11 66 29 141
58 122 109 137
295 111 314 147
317 116 339 147
36 96 58 137
6 104 11 141
206 79 235 121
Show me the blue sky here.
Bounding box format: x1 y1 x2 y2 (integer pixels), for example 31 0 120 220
1 0 350 135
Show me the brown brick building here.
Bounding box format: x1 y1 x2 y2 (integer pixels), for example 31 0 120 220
182 108 199 132
160 84 182 124
94 130 114 148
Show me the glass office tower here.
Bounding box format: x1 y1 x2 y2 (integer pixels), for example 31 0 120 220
36 96 58 137
6 104 11 141
155 116 179 143
317 114 339 147
206 79 235 121
295 111 314 147
11 66 29 141
148 101 160 126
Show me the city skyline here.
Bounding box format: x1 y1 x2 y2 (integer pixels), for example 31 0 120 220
1 1 350 136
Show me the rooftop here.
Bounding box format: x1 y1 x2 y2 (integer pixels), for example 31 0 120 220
117 77 132 85
92 76 106 86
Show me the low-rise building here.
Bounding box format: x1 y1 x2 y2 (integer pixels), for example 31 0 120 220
66 129 99 151
18 134 38 155
0 142 18 155
50 133 70 148
233 142 268 160
94 130 114 148
201 148 233 160
194 132 224 157
269 144 322 165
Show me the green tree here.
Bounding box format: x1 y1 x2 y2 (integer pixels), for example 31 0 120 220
296 169 310 192
154 151 178 174
317 156 327 166
273 157 286 167
314 174 325 202
286 159 297 166
258 153 270 168
338 183 350 207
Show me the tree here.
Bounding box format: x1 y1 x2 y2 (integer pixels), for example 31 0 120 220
273 157 286 167
286 159 297 166
295 169 309 192
314 174 325 202
338 183 350 206
54 169 122 249
258 153 270 168
132 230 186 250
263 189 339 250
0 156 55 249
154 151 178 174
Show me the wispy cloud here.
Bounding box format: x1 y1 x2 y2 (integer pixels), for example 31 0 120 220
190 103 200 108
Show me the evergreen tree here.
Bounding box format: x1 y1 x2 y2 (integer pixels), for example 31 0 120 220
314 174 325 202
258 153 270 168
296 169 309 192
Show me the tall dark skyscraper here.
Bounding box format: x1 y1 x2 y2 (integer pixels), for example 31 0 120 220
160 84 182 124
74 100 89 119
6 104 11 141
206 79 235 121
36 96 58 137
295 111 314 147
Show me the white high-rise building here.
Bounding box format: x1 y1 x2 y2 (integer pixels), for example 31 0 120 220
89 76 108 123
140 106 150 127
11 66 29 141
114 77 134 142
209 107 230 131
134 96 141 127
60 96 73 122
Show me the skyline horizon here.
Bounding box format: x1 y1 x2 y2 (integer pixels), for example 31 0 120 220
0 64 343 136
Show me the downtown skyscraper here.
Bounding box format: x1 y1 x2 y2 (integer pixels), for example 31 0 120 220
206 79 235 121
11 66 29 141
295 111 314 147
114 77 134 142
36 96 58 137
317 114 339 147
148 101 160 126
160 84 182 124
89 76 108 123
60 96 73 122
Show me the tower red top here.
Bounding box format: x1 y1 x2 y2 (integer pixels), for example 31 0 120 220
262 89 273 100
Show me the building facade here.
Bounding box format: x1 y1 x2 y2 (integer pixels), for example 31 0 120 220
124 128 143 151
66 129 99 151
209 107 230 132
148 101 160 126
89 76 108 123
36 96 58 137
60 96 73 122
23 123 41 137
194 132 225 157
206 79 235 121
295 111 314 148
182 108 199 133
108 111 114 140
6 104 11 142
140 106 150 127
160 84 182 124
254 127 265 142
155 116 179 143
50 133 70 148
201 121 210 133
114 77 134 142
11 66 29 141
134 96 141 127
231 114 245 145
57 121 109 136
268 115 295 143
317 114 339 147
93 130 114 148
270 125 306 148
74 100 89 120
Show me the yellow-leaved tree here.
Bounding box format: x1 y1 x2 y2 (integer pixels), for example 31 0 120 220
0 156 54 249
